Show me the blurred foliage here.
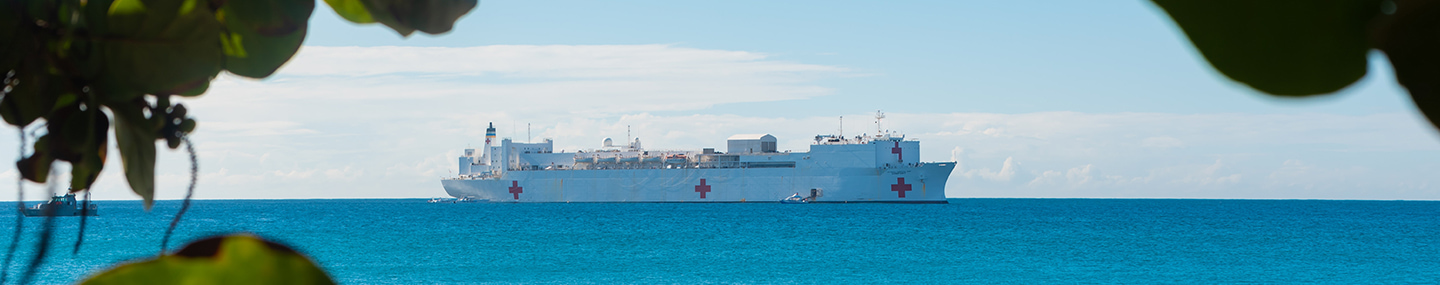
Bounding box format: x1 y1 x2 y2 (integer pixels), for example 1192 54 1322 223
81 234 335 285
0 0 476 208
1153 0 1440 129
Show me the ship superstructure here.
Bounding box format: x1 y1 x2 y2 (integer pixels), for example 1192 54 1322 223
442 114 954 203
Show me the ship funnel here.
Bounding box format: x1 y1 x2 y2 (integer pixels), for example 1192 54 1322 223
485 122 497 145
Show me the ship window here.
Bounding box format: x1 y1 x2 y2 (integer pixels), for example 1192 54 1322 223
761 142 777 153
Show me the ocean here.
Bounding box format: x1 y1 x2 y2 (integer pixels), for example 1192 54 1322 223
2 198 1437 284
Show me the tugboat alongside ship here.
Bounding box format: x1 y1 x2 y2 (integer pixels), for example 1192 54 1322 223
428 196 481 203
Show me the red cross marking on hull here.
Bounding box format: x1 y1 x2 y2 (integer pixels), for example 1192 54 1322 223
891 177 912 198
891 141 903 162
508 181 523 200
695 179 712 199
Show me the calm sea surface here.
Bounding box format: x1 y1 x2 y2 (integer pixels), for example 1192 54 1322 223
1 198 1437 284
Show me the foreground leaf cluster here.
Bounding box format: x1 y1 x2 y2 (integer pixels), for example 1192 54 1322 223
0 0 475 208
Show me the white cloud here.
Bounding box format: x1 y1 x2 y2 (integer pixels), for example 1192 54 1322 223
912 112 1438 198
959 156 1018 182
204 121 318 137
1178 159 1242 186
3 109 1439 201
198 45 849 117
280 45 846 78
1141 136 1184 148
272 169 317 179
324 166 363 181
1 45 1436 201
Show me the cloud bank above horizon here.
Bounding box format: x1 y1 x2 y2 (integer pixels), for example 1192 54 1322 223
2 45 1436 201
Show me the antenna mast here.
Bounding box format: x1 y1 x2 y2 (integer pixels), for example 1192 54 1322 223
875 110 886 134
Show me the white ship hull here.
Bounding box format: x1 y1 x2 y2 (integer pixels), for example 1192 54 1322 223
444 118 954 203
443 162 951 203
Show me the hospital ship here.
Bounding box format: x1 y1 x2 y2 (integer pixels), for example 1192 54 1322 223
441 113 954 203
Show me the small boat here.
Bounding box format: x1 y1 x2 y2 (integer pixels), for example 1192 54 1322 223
22 193 98 216
780 193 808 204
430 197 483 203
454 196 481 203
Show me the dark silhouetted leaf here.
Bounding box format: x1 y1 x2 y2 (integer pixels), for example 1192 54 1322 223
0 0 30 73
82 235 336 285
91 0 225 98
376 0 476 35
220 0 315 78
1373 0 1440 128
165 79 211 96
1152 0 1383 96
112 104 158 209
0 69 61 126
42 102 111 190
67 128 109 192
16 136 53 183
324 0 476 36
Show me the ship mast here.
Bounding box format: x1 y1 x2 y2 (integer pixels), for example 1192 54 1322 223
875 110 885 135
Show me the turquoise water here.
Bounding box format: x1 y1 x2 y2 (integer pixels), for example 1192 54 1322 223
2 199 1438 284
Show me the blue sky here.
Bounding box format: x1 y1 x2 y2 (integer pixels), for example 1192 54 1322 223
304 0 1416 116
5 0 1438 200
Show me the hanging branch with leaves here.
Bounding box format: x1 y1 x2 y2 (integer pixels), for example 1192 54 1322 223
2 0 477 207
2 0 476 282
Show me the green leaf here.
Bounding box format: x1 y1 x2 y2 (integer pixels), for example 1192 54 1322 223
16 137 53 183
325 0 476 36
68 148 107 192
40 103 111 190
1152 0 1383 96
0 69 61 126
0 0 30 73
108 0 148 15
82 235 336 285
112 104 158 210
178 0 198 15
92 0 225 97
1372 0 1440 128
179 118 196 133
166 78 211 96
51 104 107 161
19 103 109 188
67 119 109 192
323 0 374 24
375 0 477 35
219 0 315 78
